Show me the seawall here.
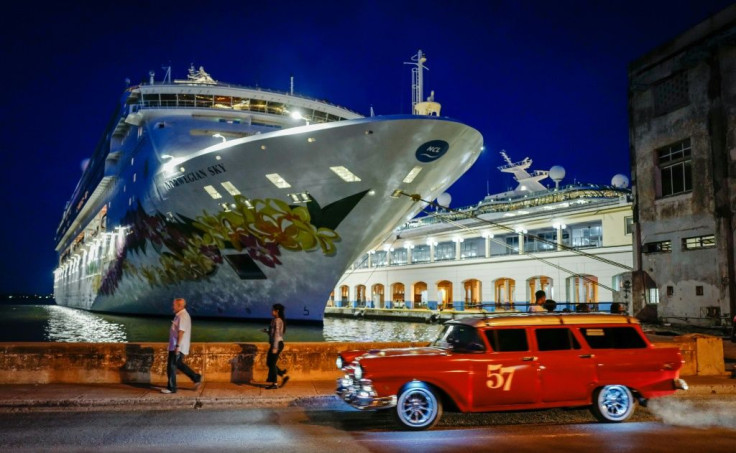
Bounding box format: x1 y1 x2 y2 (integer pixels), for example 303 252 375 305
0 336 725 385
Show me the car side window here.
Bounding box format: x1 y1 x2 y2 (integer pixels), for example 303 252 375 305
447 325 486 353
535 328 581 351
580 327 647 349
485 328 529 352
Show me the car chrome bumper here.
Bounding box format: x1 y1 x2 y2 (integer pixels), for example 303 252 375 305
336 376 397 410
674 378 688 391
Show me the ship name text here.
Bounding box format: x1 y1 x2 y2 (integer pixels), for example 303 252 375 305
163 164 227 190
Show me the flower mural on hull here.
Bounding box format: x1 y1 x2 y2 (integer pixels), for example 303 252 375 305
98 190 369 295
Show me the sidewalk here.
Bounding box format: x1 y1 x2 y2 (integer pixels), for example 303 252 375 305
1 337 734 413
0 379 339 413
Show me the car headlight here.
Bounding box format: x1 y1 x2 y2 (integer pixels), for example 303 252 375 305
354 364 363 380
336 355 344 369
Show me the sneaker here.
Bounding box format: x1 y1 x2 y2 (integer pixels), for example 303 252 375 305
265 384 278 390
160 388 176 394
280 376 290 388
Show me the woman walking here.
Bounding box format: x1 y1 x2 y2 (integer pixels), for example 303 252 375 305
264 303 289 389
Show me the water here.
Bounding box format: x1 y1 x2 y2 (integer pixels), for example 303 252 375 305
0 304 442 343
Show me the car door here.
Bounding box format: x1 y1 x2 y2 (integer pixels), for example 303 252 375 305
532 326 597 403
471 327 540 410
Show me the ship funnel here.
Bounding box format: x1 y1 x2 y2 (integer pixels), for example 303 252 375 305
149 71 155 85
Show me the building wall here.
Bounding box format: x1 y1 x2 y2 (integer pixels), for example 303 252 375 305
628 4 736 326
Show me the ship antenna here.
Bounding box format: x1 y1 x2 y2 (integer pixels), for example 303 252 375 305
149 71 155 85
290 75 294 95
404 50 428 114
162 65 172 84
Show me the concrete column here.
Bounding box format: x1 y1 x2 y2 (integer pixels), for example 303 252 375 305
518 231 525 254
407 246 413 264
485 235 491 258
430 243 436 263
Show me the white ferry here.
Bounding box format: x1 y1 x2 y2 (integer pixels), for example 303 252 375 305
53 52 483 322
333 152 634 314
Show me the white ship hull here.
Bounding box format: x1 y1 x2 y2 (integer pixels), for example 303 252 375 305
54 112 482 321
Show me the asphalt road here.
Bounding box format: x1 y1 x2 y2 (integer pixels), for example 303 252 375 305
1 395 734 452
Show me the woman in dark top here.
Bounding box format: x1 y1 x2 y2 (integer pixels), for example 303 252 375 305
264 303 289 389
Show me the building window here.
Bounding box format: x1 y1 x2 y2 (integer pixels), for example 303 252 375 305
435 241 456 261
682 235 715 250
413 244 430 263
658 138 692 197
642 240 671 253
653 71 689 116
696 286 704 296
624 216 633 235
569 222 602 248
461 237 484 259
667 286 674 296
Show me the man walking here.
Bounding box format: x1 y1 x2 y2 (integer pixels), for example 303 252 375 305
162 298 202 394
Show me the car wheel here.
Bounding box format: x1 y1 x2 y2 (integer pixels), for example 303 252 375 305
394 383 443 430
591 384 636 422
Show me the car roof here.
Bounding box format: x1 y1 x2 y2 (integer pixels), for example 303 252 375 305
446 313 641 328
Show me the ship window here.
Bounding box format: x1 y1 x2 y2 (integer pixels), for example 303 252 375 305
403 166 422 183
265 173 291 189
232 97 249 110
196 94 213 108
267 102 285 115
160 93 177 107
178 94 195 107
142 93 160 107
221 181 241 196
330 166 361 182
214 96 232 109
203 185 222 199
250 100 267 113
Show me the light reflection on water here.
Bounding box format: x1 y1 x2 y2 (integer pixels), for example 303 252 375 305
44 306 128 343
0 305 443 343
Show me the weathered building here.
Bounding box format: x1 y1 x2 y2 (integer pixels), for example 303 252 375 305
628 4 736 328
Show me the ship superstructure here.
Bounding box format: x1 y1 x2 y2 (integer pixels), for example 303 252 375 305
335 152 634 312
53 55 483 321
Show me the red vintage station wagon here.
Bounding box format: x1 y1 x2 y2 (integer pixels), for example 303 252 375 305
336 314 688 430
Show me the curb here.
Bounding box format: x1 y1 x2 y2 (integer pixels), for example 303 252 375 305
0 395 342 413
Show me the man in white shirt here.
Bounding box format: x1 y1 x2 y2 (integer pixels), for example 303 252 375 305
161 298 202 394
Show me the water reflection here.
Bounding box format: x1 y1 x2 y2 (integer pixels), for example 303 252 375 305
323 318 442 342
0 305 444 343
44 306 128 343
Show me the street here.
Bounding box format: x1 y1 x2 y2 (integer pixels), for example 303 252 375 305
1 395 734 452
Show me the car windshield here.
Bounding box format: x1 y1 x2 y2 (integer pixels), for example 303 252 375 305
431 324 485 352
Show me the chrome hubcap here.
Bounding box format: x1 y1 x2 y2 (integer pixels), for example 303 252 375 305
399 389 435 426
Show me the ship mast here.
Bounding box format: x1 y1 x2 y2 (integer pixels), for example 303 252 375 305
404 50 428 113
404 50 441 116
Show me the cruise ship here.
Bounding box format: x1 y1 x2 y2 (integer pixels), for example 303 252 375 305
53 53 483 322
333 152 634 313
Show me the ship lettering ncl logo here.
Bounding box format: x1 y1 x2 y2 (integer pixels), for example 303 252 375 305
415 140 449 163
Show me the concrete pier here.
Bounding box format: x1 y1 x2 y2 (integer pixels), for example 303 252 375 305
0 335 729 385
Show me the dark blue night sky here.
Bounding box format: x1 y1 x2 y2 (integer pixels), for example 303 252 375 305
2 0 733 294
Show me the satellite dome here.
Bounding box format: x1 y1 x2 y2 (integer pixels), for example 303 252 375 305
549 165 565 182
611 174 630 188
436 192 452 208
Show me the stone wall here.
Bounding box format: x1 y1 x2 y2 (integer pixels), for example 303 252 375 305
0 337 724 384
